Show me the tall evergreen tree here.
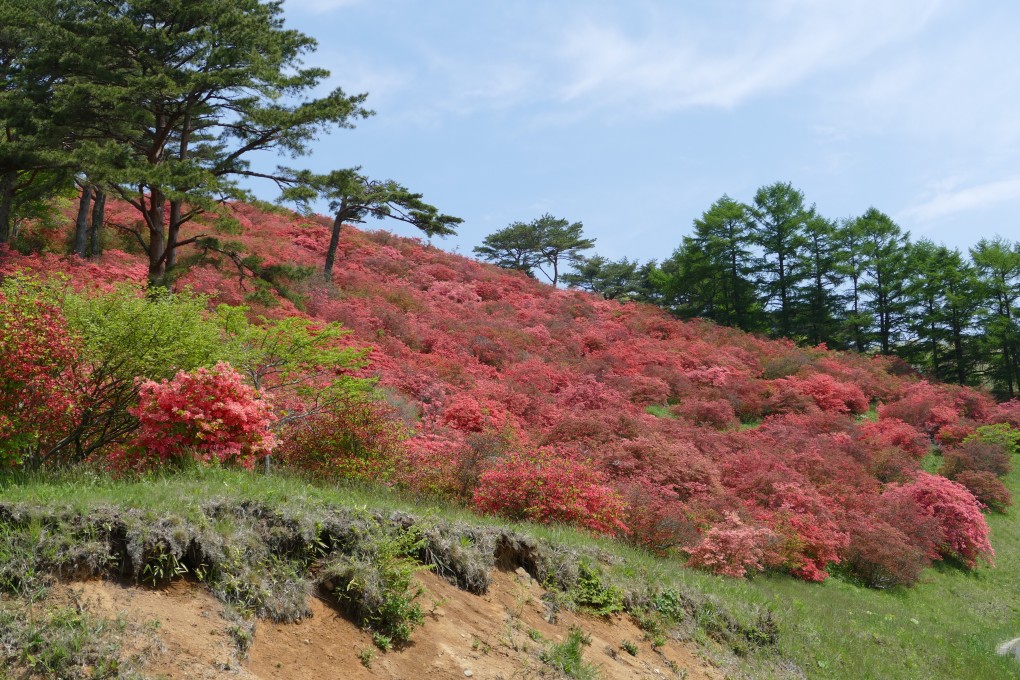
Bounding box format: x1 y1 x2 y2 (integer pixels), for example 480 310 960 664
971 238 1020 397
687 196 760 330
49 0 372 284
563 255 644 301
903 240 979 384
475 214 594 286
0 0 74 244
793 214 844 346
748 182 811 337
856 208 910 354
834 216 873 352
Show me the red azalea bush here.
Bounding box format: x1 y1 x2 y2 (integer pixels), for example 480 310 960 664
472 447 627 535
990 400 1020 430
276 397 406 482
878 382 961 435
952 471 1012 514
124 362 276 470
842 518 927 588
881 472 994 568
856 418 929 459
671 398 738 429
935 422 977 448
685 512 777 578
396 433 470 498
939 440 1011 479
0 282 80 465
775 373 869 415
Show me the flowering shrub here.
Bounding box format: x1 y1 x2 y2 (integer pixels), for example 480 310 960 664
843 519 927 588
939 440 1011 479
878 382 960 435
990 400 1020 430
396 433 469 497
935 423 977 448
671 398 737 429
0 280 79 465
952 471 1012 514
125 362 276 470
685 512 776 578
775 373 869 415
856 419 929 459
616 479 699 554
472 448 627 535
881 472 993 568
276 397 405 482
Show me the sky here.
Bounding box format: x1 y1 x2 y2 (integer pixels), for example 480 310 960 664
264 0 1020 265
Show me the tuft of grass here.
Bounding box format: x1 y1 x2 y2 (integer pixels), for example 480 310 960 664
541 626 600 679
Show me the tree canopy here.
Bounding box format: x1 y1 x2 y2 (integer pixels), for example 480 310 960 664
474 214 594 286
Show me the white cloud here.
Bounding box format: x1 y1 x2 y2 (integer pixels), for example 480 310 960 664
285 0 362 14
899 177 1020 223
555 0 943 113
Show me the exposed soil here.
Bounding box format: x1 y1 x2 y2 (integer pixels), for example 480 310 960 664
46 569 722 680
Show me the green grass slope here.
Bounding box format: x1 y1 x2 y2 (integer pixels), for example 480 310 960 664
1 464 1017 679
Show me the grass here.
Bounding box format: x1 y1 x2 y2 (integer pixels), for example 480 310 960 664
0 604 141 679
540 626 599 679
1 464 1019 679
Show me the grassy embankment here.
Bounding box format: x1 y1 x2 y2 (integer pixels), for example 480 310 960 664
0 462 1017 680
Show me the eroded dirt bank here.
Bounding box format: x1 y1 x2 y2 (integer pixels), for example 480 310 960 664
50 569 721 680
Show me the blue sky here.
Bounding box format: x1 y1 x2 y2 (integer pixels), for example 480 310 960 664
271 0 1020 264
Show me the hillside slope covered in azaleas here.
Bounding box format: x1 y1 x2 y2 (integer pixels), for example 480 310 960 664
3 201 1016 585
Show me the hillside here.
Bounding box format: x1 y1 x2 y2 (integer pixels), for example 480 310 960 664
2 200 1020 678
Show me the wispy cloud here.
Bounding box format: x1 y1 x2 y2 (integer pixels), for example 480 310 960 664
900 177 1020 223
285 0 362 14
556 0 943 113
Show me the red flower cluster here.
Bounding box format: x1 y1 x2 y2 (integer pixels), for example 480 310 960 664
125 362 276 470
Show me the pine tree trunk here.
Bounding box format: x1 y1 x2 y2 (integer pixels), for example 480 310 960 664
73 185 92 257
324 213 343 281
0 170 16 244
88 189 105 258
146 191 166 282
165 200 184 272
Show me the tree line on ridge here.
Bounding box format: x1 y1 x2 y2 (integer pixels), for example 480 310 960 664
475 182 1020 399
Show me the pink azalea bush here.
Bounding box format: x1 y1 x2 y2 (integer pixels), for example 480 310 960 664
123 362 276 470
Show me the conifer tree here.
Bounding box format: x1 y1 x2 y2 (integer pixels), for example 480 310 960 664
748 182 811 338
282 168 461 280
972 238 1020 397
49 0 372 284
856 208 910 354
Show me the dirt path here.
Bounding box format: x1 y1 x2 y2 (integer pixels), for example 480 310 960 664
50 570 722 680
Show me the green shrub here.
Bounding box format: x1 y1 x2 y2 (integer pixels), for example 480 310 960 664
570 562 623 615
319 526 430 647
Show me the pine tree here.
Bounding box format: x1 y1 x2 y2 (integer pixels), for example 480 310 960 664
748 182 811 337
856 208 910 354
971 238 1020 397
282 168 460 281
793 214 844 346
48 0 372 284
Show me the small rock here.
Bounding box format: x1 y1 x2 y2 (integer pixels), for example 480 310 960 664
303 638 311 645
514 567 531 581
464 670 474 677
997 637 1020 661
